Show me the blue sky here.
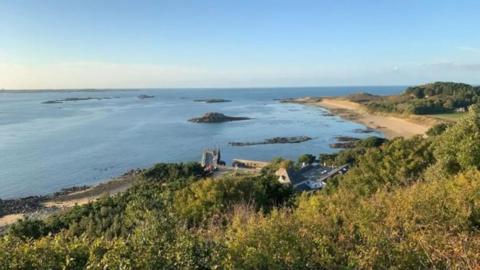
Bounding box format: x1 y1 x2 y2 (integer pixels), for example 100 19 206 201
1 0 480 89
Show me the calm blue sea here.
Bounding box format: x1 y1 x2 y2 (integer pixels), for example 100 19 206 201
0 86 403 199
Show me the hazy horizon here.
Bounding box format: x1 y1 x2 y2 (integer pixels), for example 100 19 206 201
2 0 480 89
1 84 413 91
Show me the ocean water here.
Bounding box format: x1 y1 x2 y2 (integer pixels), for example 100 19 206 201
0 86 403 199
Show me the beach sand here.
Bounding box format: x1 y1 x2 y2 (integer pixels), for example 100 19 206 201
0 214 24 227
43 175 135 208
0 174 136 228
291 97 438 139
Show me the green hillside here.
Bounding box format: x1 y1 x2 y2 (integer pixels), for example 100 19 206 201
350 82 480 115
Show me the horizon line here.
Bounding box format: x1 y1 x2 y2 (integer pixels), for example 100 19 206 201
3 81 478 91
0 84 414 92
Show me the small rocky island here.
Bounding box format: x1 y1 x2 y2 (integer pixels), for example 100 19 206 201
42 100 63 104
42 97 114 104
279 97 323 104
229 136 312 146
193 98 231 103
138 94 155 99
189 112 251 123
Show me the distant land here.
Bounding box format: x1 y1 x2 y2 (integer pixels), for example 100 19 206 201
0 85 410 92
284 82 477 138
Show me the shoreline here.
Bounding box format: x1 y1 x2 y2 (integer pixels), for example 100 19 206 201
0 96 436 228
286 97 438 139
0 171 138 228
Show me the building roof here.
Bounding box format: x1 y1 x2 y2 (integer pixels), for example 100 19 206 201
275 167 306 186
294 182 311 192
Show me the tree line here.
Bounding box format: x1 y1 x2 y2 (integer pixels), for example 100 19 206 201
354 81 480 115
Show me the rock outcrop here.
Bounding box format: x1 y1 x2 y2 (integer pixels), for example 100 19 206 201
138 95 154 99
329 136 360 148
354 127 376 133
229 136 312 146
0 196 45 217
42 97 114 104
193 99 231 103
189 112 250 123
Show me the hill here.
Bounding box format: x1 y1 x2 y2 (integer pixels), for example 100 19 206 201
350 81 480 115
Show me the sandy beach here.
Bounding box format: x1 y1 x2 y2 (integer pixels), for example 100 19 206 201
290 97 438 139
0 214 24 227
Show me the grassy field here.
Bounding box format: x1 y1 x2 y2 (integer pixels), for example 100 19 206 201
427 112 466 122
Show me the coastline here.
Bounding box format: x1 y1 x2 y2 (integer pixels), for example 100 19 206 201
0 172 137 228
287 97 438 139
0 95 437 229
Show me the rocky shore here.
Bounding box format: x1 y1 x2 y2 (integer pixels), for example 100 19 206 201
229 136 312 146
329 136 360 148
53 185 90 197
0 186 90 218
0 169 141 229
189 112 251 123
0 196 46 217
354 127 376 133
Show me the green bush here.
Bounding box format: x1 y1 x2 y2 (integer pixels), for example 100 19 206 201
426 122 450 136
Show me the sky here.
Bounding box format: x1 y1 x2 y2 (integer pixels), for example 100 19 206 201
1 0 480 89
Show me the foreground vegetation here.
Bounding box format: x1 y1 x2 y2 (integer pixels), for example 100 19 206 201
2 106 480 269
349 81 480 115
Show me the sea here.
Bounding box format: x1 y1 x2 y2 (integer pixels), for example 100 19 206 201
0 86 404 199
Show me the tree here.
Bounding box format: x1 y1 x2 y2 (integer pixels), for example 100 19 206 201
318 153 337 166
297 154 316 165
433 105 480 175
8 218 48 239
426 123 450 136
143 162 204 182
356 136 388 148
